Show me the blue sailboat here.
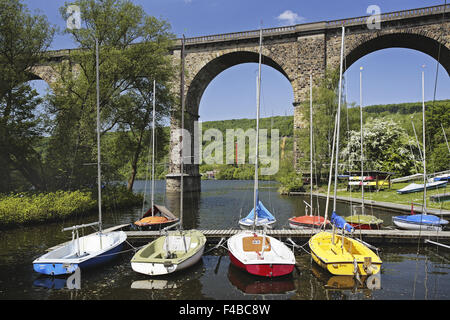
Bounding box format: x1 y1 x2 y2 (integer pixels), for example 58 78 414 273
393 69 449 232
392 214 448 231
239 200 276 229
33 39 127 276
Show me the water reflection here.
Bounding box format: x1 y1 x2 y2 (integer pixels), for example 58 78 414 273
131 279 178 290
310 263 381 291
2 181 450 300
227 264 296 295
33 268 81 290
165 190 201 230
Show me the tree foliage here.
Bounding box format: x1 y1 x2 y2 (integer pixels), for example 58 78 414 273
341 118 421 176
0 0 55 192
45 0 176 191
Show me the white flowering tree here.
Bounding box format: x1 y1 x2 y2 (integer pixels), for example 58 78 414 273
341 118 421 176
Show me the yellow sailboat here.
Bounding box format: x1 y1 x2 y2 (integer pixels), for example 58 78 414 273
308 26 381 277
309 231 381 276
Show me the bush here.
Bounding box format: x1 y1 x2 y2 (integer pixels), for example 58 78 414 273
0 191 96 227
0 186 143 228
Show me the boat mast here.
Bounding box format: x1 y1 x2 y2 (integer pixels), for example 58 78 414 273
422 67 427 215
333 26 345 214
96 37 102 234
151 80 156 213
253 28 263 230
180 35 186 230
309 73 313 216
360 67 365 216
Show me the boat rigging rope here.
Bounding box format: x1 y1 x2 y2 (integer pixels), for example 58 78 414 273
204 237 228 254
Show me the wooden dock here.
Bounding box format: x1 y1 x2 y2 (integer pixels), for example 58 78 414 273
45 223 450 252
124 228 450 246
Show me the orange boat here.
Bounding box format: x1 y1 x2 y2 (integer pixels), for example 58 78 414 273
288 215 330 230
134 204 179 230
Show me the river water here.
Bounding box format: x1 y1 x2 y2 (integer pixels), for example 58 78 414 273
1 180 449 300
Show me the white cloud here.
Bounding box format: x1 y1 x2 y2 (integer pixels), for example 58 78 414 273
184 0 192 3
276 10 305 25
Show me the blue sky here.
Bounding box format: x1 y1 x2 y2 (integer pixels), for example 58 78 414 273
25 0 449 122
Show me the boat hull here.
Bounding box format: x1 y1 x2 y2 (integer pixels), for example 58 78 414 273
345 215 383 230
134 219 179 231
228 251 294 277
33 231 127 276
131 230 206 276
288 216 330 230
392 215 447 231
309 232 382 276
347 222 380 230
397 181 447 194
131 243 205 276
239 219 275 230
227 231 295 278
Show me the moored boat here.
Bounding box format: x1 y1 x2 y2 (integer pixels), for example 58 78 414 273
392 214 448 231
33 229 126 275
288 215 330 229
33 39 127 276
309 229 382 276
393 68 449 232
227 230 295 277
239 200 276 229
227 28 295 278
130 35 206 277
346 214 383 230
396 181 447 194
134 204 179 230
131 229 206 276
308 26 382 277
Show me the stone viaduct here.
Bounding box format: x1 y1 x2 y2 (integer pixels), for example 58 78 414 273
31 4 450 193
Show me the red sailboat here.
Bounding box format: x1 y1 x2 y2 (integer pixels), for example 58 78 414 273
227 28 295 278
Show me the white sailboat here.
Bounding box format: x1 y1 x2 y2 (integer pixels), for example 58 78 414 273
227 28 295 278
33 38 127 276
393 69 448 231
131 35 206 276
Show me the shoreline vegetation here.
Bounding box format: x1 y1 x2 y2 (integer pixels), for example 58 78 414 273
0 185 142 229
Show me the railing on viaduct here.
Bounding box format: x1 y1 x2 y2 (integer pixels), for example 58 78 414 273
183 4 449 45
44 4 448 59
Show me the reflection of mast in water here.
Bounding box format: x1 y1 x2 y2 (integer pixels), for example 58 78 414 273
165 190 200 230
131 259 205 296
33 267 81 291
227 263 296 295
310 263 381 292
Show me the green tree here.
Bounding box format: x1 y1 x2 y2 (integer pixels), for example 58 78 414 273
45 0 176 190
0 0 55 192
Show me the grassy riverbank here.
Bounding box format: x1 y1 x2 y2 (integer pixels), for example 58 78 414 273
0 186 143 228
323 182 450 211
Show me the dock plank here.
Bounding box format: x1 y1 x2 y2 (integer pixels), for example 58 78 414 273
123 228 450 245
